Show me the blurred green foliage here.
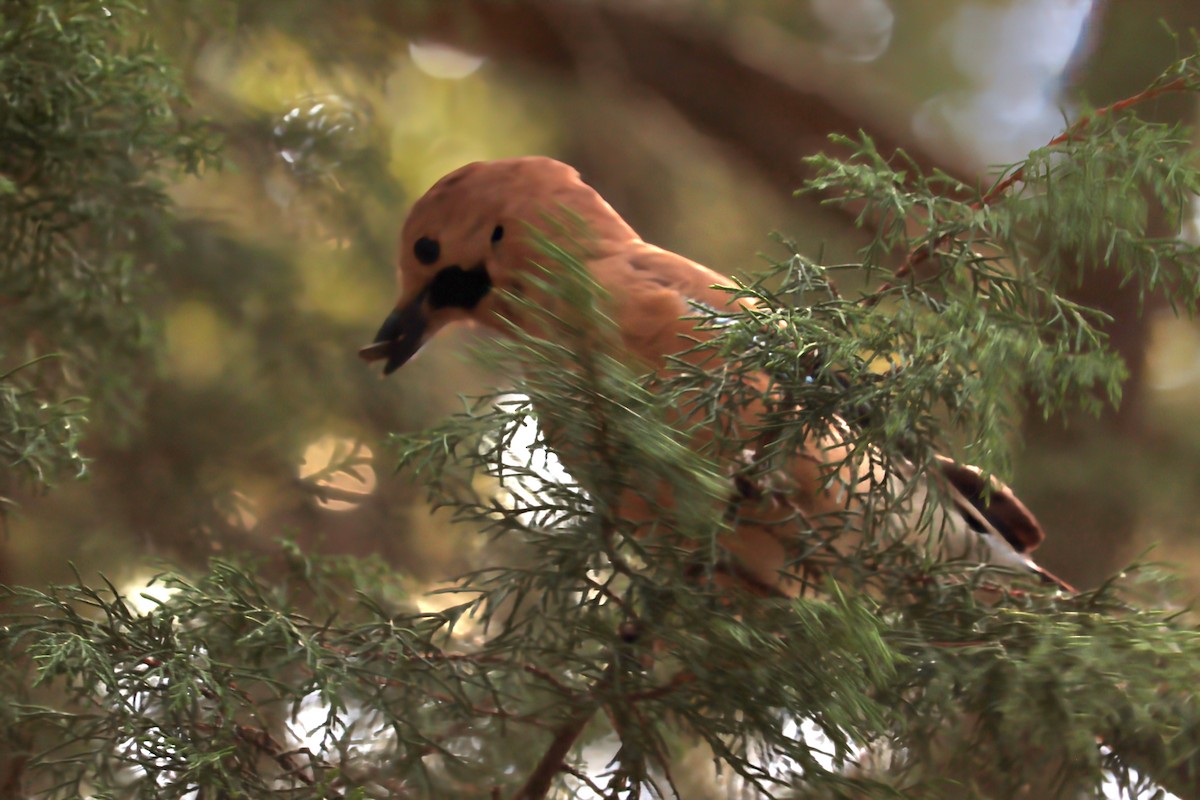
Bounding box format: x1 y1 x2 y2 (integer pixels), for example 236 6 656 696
2 1 1200 794
0 0 217 511
7 125 1200 790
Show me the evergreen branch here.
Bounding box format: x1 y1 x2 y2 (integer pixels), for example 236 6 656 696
6 17 1200 799
561 763 608 797
229 724 325 792
978 75 1192 207
626 670 696 702
512 663 615 800
512 704 598 800
861 68 1196 309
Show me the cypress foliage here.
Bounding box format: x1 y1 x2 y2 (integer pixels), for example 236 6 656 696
3 11 1200 800
0 0 216 510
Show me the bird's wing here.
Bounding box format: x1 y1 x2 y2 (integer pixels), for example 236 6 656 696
577 241 1068 591
934 455 1044 553
926 456 1072 590
585 243 750 368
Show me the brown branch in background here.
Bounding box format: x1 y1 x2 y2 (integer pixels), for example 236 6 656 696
229 723 326 791
369 0 972 307
420 688 554 729
511 666 700 796
370 0 944 197
511 699 602 800
510 654 683 800
561 764 608 797
367 0 1179 446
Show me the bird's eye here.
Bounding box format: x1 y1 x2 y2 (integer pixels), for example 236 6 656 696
491 225 504 243
414 236 440 265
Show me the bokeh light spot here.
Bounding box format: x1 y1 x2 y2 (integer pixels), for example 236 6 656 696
120 576 180 616
1148 312 1200 393
914 0 1095 167
298 435 377 511
811 0 894 62
408 41 485 79
273 93 372 180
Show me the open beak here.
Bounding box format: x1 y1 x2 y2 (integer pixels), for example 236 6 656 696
358 290 429 375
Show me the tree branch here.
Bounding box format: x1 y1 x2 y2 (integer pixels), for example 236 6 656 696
978 75 1192 206
369 0 952 195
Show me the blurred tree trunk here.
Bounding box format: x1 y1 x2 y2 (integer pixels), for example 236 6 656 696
1023 1 1200 587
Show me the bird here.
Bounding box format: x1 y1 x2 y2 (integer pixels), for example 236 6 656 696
360 156 1070 596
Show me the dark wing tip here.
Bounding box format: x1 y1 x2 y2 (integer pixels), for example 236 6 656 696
936 455 1046 553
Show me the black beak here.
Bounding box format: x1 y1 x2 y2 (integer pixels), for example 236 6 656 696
358 291 429 375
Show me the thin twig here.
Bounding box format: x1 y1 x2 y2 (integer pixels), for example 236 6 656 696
626 670 696 702
561 763 609 797
977 75 1190 207
510 659 619 800
862 74 1193 308
230 723 328 792
511 703 601 800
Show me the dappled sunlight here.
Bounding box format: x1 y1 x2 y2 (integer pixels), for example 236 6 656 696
489 393 575 506
572 723 1179 798
471 393 590 542
413 581 486 644
286 690 393 763
220 490 261 531
119 576 182 616
1101 750 1181 800
298 435 377 511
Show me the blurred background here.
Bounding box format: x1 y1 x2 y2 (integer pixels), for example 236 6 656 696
5 0 1199 601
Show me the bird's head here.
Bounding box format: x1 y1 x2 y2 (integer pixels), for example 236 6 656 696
360 156 638 374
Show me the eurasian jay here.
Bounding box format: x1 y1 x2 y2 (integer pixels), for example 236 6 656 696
361 156 1068 595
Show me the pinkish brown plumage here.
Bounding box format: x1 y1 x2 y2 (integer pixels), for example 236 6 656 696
362 156 1069 594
